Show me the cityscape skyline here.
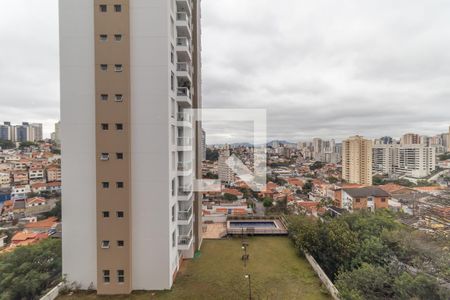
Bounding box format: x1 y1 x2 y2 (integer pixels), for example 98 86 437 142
1 0 450 143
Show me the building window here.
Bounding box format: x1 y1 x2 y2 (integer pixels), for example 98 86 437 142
101 123 109 130
100 153 110 161
101 240 110 249
100 64 108 71
355 198 361 203
102 211 110 218
116 153 124 160
172 231 176 248
117 240 124 247
170 44 174 64
381 198 386 202
171 205 175 222
117 211 124 218
117 270 125 283
171 178 176 196
101 94 108 101
170 72 175 91
114 34 122 41
114 4 122 12
99 34 108 42
115 123 123 130
99 5 107 12
115 94 123 102
116 182 124 189
103 270 110 283
114 64 123 72
102 182 110 189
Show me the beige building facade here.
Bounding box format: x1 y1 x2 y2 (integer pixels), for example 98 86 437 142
342 136 373 185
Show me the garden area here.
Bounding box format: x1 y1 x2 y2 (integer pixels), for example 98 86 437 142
59 237 330 300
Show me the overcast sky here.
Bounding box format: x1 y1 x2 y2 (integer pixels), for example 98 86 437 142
0 0 449 143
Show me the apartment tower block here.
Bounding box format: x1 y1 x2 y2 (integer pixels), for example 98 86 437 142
342 136 373 185
60 0 202 294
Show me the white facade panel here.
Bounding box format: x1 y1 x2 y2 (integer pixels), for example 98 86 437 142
60 0 97 289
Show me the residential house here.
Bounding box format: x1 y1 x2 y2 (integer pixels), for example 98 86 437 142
46 165 61 182
342 186 390 212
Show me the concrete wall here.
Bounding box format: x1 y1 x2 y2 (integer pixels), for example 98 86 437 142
304 252 340 300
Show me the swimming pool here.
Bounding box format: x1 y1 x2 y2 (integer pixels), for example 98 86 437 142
229 221 277 228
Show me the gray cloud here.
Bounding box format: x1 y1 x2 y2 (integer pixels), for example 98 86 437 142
0 0 448 142
202 0 450 144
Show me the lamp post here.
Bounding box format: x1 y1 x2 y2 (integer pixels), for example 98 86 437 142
244 274 252 300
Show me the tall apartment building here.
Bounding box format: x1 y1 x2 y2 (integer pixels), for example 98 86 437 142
0 122 12 141
448 126 450 152
218 145 235 183
342 136 373 185
373 144 436 178
0 122 43 142
401 133 420 145
60 0 202 294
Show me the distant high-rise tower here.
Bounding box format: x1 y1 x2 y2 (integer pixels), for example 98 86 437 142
60 0 202 295
201 129 206 161
448 126 450 152
342 136 373 185
218 145 234 183
401 133 420 145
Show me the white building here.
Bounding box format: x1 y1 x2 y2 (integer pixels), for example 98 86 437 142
60 0 202 295
373 144 436 178
218 145 234 183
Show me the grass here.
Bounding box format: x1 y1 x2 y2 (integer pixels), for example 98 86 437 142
59 237 330 300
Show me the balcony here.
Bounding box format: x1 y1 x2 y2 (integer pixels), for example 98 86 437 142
178 204 193 225
176 62 192 82
176 12 192 38
176 37 192 62
178 137 192 147
176 87 192 106
176 0 192 14
178 230 193 250
178 161 193 176
178 184 193 200
177 111 192 128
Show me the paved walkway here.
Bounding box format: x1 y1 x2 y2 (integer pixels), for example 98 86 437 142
202 222 227 239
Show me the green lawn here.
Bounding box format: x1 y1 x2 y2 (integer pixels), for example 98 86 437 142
59 237 330 300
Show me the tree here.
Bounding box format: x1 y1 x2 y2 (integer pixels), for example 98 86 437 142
43 200 62 221
335 263 394 300
393 272 450 300
327 176 338 184
262 197 273 208
0 139 15 149
310 161 324 171
302 180 313 194
0 239 62 300
205 148 219 161
18 141 38 150
372 176 384 186
204 172 218 179
223 193 238 201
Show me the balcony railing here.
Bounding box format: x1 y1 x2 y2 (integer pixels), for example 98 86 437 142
177 87 191 99
178 137 192 147
177 62 192 74
178 233 193 246
176 12 189 22
176 37 191 49
178 161 192 171
178 185 192 196
177 112 192 122
178 206 193 221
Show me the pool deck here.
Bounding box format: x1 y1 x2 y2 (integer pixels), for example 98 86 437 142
227 219 288 235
